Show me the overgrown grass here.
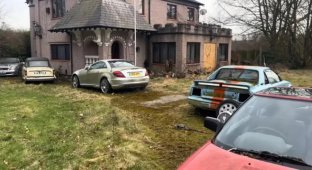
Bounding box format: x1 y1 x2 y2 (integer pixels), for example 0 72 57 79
0 79 158 169
0 69 310 169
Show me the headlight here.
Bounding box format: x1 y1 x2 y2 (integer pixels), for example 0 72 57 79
9 65 18 70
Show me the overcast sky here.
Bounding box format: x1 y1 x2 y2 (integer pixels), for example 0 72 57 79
1 0 238 34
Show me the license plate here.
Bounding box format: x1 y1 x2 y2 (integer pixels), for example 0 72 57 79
129 72 141 77
34 71 46 75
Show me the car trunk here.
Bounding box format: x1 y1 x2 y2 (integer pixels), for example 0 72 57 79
191 80 252 103
26 67 54 77
111 67 147 78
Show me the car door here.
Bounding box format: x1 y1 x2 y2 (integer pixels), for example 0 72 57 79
264 69 291 88
86 61 108 86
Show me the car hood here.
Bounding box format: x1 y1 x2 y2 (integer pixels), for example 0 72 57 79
0 63 19 68
178 142 291 170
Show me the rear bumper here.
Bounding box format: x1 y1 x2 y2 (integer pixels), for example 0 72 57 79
188 96 222 110
24 76 56 82
110 77 149 89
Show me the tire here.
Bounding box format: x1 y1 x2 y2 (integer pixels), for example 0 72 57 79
216 100 239 117
72 75 80 88
100 78 112 94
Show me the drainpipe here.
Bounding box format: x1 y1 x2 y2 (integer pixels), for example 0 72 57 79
70 33 73 75
148 0 151 24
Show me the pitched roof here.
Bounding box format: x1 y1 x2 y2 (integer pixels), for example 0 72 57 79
182 0 204 5
50 0 155 32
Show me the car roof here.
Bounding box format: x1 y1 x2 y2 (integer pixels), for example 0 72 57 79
26 57 49 61
100 59 129 62
220 65 270 71
256 87 312 102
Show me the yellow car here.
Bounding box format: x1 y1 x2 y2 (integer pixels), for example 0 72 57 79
22 57 56 83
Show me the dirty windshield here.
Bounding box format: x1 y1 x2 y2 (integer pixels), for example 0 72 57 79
0 58 19 64
216 68 259 84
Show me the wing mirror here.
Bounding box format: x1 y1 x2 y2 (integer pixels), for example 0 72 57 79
84 66 90 70
204 117 222 132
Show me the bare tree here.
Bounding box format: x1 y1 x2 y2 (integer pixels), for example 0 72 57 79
218 0 312 67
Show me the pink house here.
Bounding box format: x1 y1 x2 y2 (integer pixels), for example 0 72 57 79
26 0 232 75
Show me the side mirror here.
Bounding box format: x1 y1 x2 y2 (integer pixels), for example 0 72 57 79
84 66 90 70
204 117 222 132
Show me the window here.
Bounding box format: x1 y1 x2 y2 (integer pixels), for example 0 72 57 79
187 8 195 21
153 43 176 64
136 0 144 14
167 4 177 19
90 62 107 70
264 70 281 84
51 44 70 60
216 69 259 84
52 0 65 18
218 44 229 61
187 43 200 64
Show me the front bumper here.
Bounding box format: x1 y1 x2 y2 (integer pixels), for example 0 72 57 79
24 76 56 82
0 70 18 76
188 96 222 110
110 77 149 89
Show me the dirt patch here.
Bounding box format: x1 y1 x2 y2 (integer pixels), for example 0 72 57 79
142 95 187 108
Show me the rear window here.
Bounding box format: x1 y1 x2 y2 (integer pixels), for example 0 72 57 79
108 61 134 68
0 58 19 64
216 68 259 84
27 61 50 67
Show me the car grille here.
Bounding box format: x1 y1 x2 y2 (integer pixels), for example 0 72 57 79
0 68 8 70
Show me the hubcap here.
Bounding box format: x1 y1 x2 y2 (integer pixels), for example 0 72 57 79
101 81 107 93
73 77 78 87
218 103 237 116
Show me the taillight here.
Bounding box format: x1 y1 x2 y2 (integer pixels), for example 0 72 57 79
24 70 27 76
113 71 125 78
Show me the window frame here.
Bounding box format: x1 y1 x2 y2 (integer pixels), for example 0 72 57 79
50 44 70 61
264 70 281 84
218 43 229 61
152 42 176 64
136 0 145 15
52 0 66 18
90 61 107 70
187 42 200 64
167 4 177 20
187 7 195 22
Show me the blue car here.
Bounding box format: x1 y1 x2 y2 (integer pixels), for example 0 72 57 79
188 65 292 116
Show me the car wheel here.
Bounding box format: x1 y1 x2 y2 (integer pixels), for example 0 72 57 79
100 78 112 93
72 75 80 88
216 100 239 117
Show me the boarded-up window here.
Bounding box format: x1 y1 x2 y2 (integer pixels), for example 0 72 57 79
51 44 70 60
52 0 65 18
187 43 200 64
153 42 176 64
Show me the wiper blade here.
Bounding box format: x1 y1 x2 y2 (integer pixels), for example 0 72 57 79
229 148 312 167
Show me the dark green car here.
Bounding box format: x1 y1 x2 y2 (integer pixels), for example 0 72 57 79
72 59 150 93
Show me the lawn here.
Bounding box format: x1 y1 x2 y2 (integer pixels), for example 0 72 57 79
0 69 311 169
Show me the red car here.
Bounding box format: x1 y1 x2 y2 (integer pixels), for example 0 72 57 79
179 87 312 170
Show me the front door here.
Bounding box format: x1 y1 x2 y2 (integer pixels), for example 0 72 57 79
112 41 121 59
204 43 217 71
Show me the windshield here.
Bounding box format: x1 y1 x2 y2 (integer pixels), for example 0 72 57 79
215 68 258 84
0 58 19 64
27 61 50 67
214 96 312 167
108 61 134 68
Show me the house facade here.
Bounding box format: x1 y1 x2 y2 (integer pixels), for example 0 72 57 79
26 0 232 75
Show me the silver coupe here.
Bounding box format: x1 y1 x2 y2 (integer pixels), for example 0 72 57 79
72 59 150 93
